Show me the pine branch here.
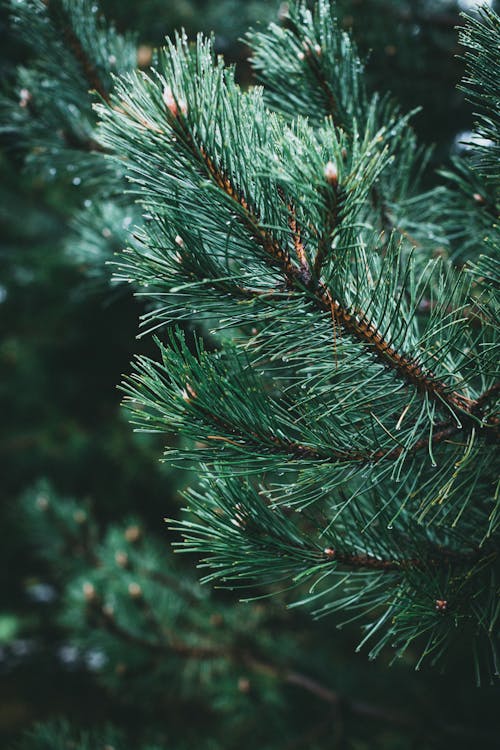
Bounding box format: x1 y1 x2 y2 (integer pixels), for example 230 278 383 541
95 7 499 681
177 384 495 464
44 0 110 102
153 101 485 422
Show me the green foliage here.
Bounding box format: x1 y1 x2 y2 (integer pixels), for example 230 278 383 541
92 0 500 681
2 0 135 182
15 721 137 750
2 0 500 747
459 6 500 181
14 483 500 748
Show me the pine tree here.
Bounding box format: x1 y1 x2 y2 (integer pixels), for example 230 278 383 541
96 0 499 680
3 0 500 747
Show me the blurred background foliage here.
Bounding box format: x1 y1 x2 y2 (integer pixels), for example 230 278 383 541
0 0 499 747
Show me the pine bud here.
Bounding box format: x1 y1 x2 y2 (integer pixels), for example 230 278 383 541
137 44 152 68
19 88 31 108
163 85 187 118
324 161 338 187
163 85 176 115
83 582 96 601
473 192 485 204
174 235 184 248
115 551 128 568
73 509 86 524
324 547 336 560
297 51 305 61
237 676 251 693
128 582 142 598
435 599 447 612
314 44 322 56
124 524 141 543
182 383 197 402
36 494 49 510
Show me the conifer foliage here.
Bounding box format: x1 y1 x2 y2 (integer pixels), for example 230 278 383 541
94 0 499 680
4 2 500 743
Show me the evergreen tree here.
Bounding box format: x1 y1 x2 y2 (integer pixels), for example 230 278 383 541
98 0 499 679
2 0 499 747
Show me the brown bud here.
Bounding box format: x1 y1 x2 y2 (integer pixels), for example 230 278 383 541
473 192 485 204
19 88 31 108
163 85 187 118
128 582 142 598
324 161 338 187
115 551 128 568
124 525 141 543
83 582 96 601
182 383 197 403
324 547 336 560
36 494 49 510
238 676 251 693
435 599 447 613
137 44 153 68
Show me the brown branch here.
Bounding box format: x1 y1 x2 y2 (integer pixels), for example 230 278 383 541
473 382 500 413
45 0 110 103
189 132 477 416
325 546 484 572
83 547 493 739
128 90 496 428
316 285 475 413
283 18 341 124
198 145 299 280
284 194 312 284
94 599 167 654
189 364 497 465
204 413 460 464
244 656 490 740
93 597 420 730
313 184 339 277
